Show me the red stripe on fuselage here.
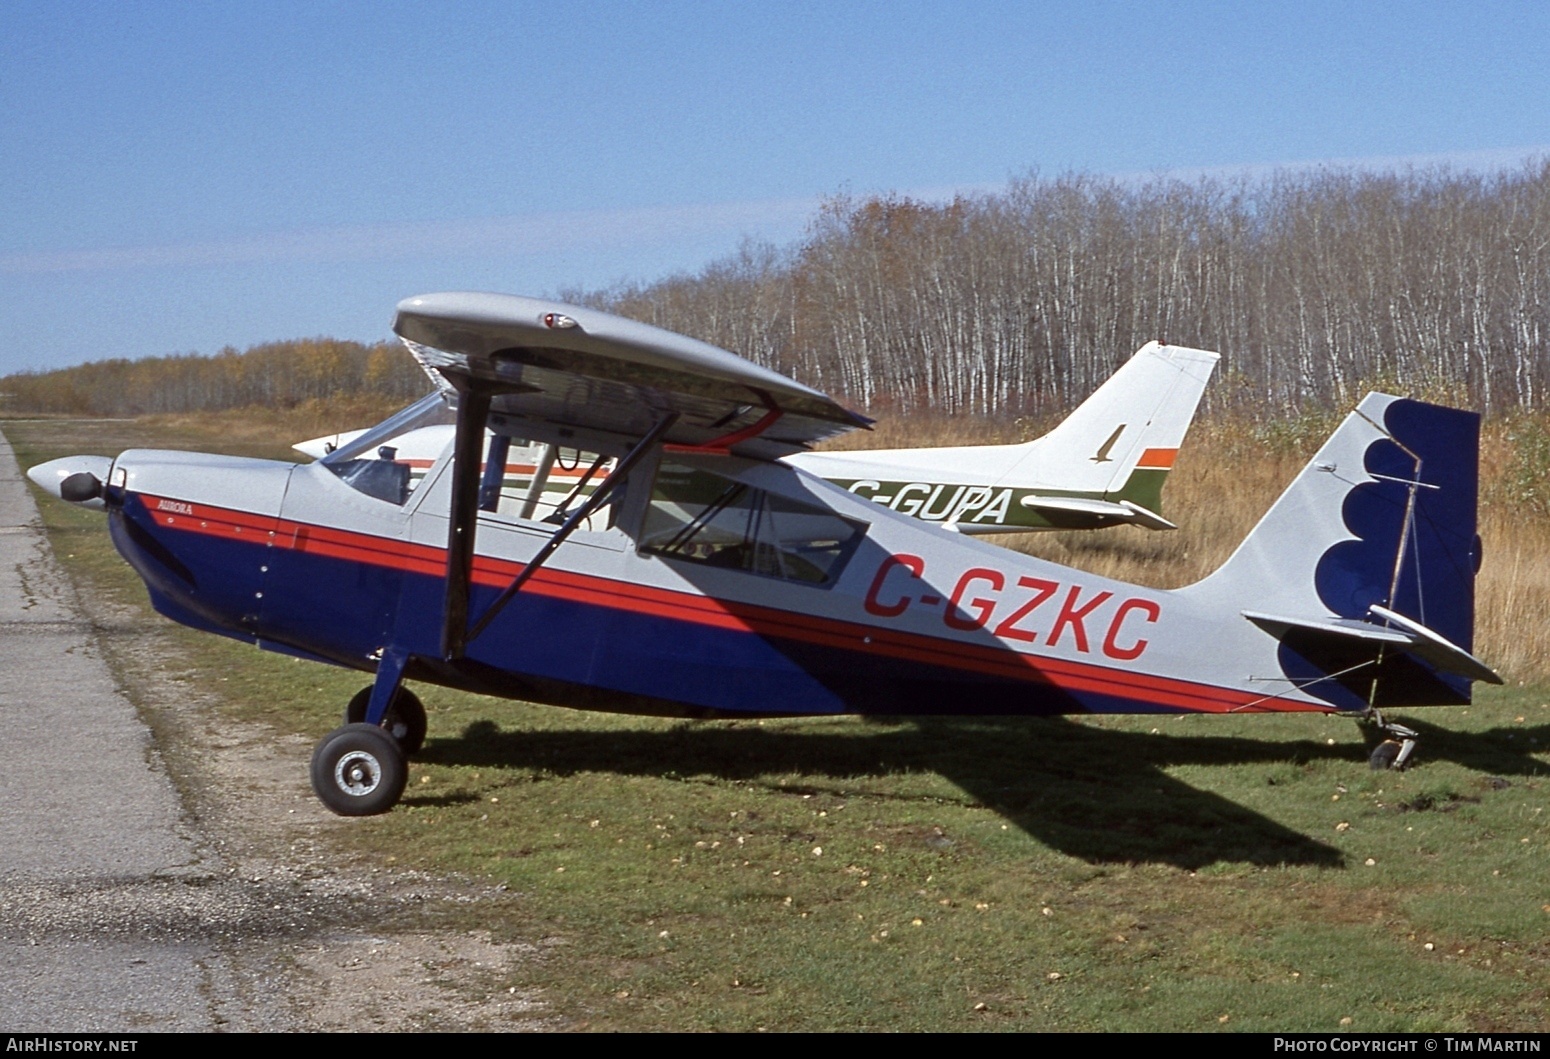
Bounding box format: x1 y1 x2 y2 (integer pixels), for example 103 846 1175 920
133 493 1327 716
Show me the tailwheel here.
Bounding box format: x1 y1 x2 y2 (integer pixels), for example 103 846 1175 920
346 686 427 755
1369 739 1404 770
1363 710 1419 771
311 723 407 816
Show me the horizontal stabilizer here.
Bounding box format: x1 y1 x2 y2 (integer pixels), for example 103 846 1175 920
1367 605 1504 685
1018 495 1178 531
1243 608 1503 685
1115 500 1176 531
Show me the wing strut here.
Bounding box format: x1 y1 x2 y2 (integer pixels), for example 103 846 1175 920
457 411 680 653
441 377 495 660
478 434 511 512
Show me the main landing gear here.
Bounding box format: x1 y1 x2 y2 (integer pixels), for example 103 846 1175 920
311 723 408 816
345 685 427 754
310 680 428 816
1363 709 1419 771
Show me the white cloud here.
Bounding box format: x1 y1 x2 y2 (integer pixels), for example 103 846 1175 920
0 196 823 275
6 146 1546 276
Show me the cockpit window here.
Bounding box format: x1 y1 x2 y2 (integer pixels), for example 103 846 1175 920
329 450 417 504
321 398 624 524
324 391 454 507
642 462 864 587
476 437 622 530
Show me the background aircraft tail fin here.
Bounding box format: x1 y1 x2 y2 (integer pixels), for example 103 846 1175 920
1187 394 1492 708
1021 342 1218 504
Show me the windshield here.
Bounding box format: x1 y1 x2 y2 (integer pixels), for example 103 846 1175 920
321 390 455 505
321 390 454 466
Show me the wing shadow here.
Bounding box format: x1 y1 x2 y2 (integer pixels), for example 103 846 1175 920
412 714 1355 870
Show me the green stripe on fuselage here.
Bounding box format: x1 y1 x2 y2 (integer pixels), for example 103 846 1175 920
826 466 1170 532
823 480 1085 530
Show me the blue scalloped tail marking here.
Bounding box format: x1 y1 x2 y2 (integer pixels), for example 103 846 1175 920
1292 398 1480 708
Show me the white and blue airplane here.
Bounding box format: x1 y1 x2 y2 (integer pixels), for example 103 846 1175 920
28 293 1500 816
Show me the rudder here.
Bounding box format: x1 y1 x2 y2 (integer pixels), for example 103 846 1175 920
1185 393 1492 710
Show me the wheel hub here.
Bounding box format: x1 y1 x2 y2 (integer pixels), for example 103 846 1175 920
335 751 382 795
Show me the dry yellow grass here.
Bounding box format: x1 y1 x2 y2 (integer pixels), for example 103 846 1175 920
141 395 407 450
1475 504 1550 683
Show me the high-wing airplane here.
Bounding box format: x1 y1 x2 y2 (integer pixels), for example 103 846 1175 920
28 292 1500 817
293 340 1219 534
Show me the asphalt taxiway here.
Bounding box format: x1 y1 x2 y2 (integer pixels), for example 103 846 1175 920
0 429 273 1030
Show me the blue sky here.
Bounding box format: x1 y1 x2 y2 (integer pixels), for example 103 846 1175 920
3 1 1548 374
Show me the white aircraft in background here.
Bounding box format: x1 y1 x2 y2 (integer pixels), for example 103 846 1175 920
296 340 1220 535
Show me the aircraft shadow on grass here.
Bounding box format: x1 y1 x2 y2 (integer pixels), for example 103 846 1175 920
407 716 1547 871
412 718 1316 870
1390 717 1550 780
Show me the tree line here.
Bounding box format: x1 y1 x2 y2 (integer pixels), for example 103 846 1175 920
591 163 1550 417
6 162 1549 419
1 338 428 416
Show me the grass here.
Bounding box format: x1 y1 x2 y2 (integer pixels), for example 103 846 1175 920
6 410 1549 1031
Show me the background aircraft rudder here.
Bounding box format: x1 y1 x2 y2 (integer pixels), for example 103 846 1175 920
1023 342 1219 500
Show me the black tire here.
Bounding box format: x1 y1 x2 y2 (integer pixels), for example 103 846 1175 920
310 723 407 816
1369 739 1403 771
345 686 427 756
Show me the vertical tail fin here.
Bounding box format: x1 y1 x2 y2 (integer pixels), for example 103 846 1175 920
782 341 1217 534
1186 394 1495 709
1022 342 1219 508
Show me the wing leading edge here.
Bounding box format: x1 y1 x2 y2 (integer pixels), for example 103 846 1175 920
393 292 870 460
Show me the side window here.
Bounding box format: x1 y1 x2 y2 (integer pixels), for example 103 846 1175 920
641 462 864 587
477 436 621 529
